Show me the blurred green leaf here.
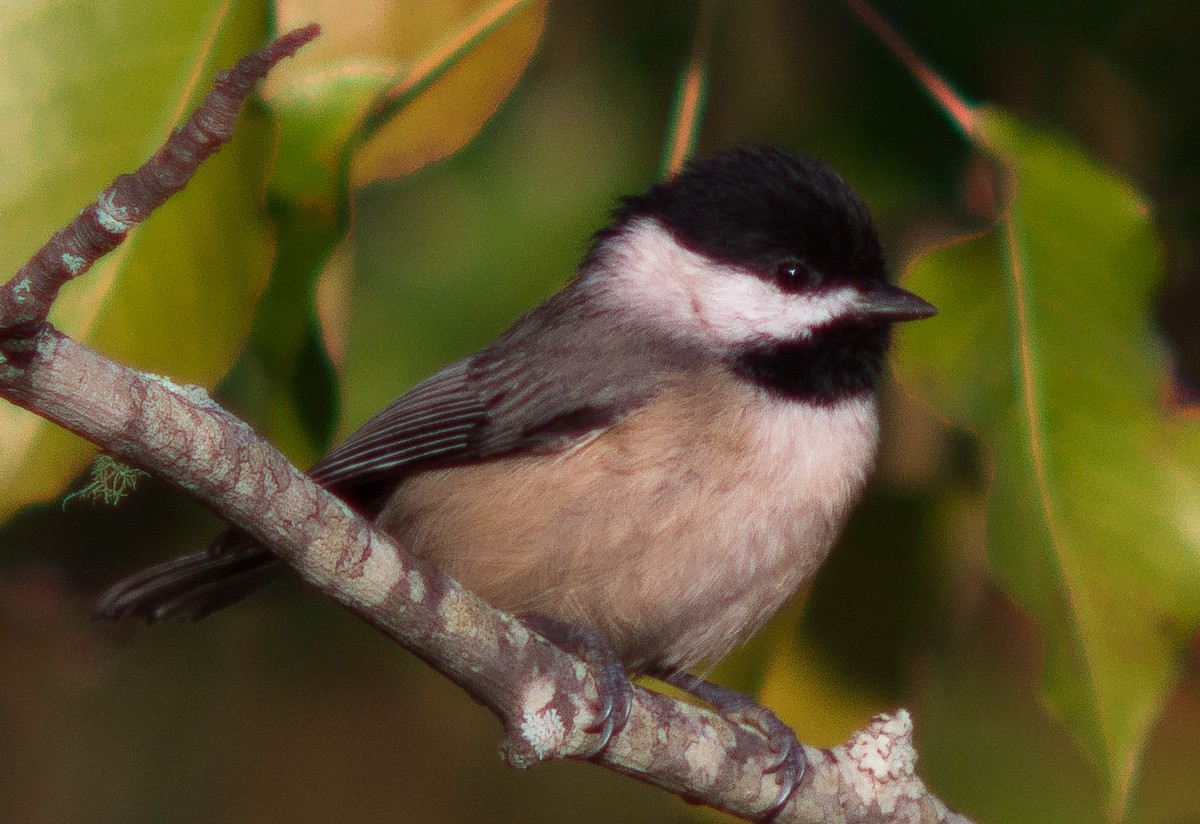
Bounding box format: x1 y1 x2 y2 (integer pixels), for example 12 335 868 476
243 69 383 462
246 0 546 462
0 1 274 521
894 106 1200 814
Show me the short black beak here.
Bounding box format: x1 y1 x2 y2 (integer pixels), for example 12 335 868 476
855 283 937 322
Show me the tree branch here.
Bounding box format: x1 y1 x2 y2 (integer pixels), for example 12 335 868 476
0 28 973 824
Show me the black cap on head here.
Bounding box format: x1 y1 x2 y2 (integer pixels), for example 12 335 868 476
613 145 886 285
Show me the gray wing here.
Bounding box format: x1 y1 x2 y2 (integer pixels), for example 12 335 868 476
309 283 696 500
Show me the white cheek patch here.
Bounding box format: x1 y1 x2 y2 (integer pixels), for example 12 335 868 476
686 270 859 345
598 218 859 346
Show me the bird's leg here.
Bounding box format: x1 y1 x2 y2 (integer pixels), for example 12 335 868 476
519 614 633 758
655 670 804 821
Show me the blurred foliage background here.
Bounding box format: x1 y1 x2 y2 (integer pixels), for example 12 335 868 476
2 0 1199 822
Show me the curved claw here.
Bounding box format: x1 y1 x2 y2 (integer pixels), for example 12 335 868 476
578 664 633 758
723 698 805 820
520 613 633 758
757 724 804 821
652 670 804 821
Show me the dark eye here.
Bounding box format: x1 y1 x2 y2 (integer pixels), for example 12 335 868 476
772 259 821 293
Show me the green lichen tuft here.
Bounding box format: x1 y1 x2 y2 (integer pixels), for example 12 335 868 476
62 455 149 508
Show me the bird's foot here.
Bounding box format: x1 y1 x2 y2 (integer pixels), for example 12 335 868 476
658 672 803 821
520 614 633 759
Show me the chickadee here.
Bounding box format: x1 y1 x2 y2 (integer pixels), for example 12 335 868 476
96 144 934 759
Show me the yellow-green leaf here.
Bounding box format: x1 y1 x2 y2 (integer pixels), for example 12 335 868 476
268 0 547 185
244 0 546 462
894 106 1200 813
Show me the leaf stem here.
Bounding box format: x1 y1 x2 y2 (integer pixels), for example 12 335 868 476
836 0 975 136
660 0 719 178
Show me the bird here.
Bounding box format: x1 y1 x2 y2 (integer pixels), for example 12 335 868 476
95 144 935 804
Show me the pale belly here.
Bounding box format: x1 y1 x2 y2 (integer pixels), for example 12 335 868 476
377 384 879 673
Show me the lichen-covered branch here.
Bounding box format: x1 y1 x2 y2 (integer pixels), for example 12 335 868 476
0 29 973 824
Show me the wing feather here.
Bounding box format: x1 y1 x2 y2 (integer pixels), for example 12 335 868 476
309 360 487 490
308 285 700 499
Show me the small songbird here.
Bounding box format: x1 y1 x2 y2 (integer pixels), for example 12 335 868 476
96 145 935 796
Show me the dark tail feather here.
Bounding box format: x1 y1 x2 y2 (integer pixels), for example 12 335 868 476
93 530 282 622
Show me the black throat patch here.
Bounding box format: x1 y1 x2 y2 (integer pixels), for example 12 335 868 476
734 321 891 404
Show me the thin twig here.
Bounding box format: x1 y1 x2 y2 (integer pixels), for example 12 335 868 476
0 24 320 343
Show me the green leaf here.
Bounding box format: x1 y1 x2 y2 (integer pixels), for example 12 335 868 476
240 69 384 462
0 1 274 521
243 0 547 463
894 106 1200 813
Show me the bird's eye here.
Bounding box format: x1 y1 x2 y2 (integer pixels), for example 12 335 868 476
772 260 821 293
